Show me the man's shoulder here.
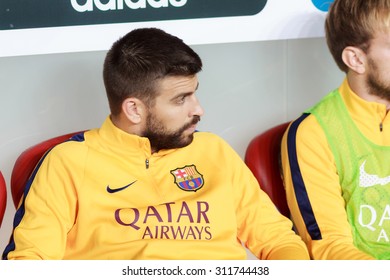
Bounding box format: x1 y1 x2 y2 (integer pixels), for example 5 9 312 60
46 131 89 160
194 131 226 142
193 131 234 149
285 113 326 147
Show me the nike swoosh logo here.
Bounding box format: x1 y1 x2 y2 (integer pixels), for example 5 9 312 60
359 161 390 188
106 180 137 193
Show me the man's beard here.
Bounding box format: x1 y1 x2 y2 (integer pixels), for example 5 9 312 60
143 114 201 152
367 57 390 102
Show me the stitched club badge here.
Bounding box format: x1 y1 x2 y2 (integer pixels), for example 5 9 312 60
170 165 204 192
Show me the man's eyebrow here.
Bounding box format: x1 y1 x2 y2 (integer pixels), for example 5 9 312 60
171 91 192 101
171 82 199 100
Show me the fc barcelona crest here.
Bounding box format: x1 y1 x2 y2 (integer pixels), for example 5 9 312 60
170 165 204 192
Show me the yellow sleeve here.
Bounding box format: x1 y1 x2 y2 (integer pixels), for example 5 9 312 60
6 143 84 260
229 143 309 260
281 114 374 260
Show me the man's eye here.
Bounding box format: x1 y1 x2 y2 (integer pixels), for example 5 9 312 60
176 96 186 104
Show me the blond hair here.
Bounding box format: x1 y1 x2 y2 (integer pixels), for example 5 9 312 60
325 0 390 72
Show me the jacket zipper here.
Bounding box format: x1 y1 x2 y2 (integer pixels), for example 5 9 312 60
145 159 149 169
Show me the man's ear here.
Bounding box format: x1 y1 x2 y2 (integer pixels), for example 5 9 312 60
122 98 143 124
342 46 366 74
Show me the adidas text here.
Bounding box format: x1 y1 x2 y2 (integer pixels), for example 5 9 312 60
70 0 188 12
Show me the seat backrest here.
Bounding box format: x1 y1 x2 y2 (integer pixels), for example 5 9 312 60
0 171 7 227
244 122 290 217
11 131 83 208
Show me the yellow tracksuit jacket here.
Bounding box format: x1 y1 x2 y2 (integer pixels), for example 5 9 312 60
282 78 390 259
4 117 308 260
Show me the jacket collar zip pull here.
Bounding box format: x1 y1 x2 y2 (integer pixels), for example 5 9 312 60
145 158 150 169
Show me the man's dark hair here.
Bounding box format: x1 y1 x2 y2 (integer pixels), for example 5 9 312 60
103 28 203 115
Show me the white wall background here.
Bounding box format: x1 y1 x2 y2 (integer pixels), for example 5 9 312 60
0 36 344 258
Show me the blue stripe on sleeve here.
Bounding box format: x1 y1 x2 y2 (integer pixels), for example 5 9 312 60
2 132 85 259
287 114 322 240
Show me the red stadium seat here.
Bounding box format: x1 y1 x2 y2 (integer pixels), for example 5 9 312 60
0 171 7 227
11 131 84 207
244 122 290 217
